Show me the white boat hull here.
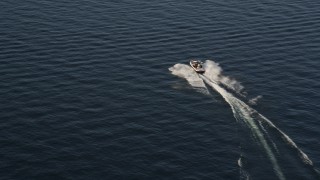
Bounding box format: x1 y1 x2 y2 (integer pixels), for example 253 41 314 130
190 60 205 73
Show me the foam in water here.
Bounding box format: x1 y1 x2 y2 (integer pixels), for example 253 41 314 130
203 60 245 95
238 156 250 180
249 95 263 105
169 63 210 95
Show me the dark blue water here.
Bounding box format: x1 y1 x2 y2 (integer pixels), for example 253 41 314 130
1 0 320 179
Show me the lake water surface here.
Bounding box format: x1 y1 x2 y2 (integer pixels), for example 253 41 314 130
1 0 320 179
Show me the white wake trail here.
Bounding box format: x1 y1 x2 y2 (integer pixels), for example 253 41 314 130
200 75 286 180
169 60 318 180
257 113 313 166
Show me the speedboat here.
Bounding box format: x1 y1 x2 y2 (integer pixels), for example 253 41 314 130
190 60 205 73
